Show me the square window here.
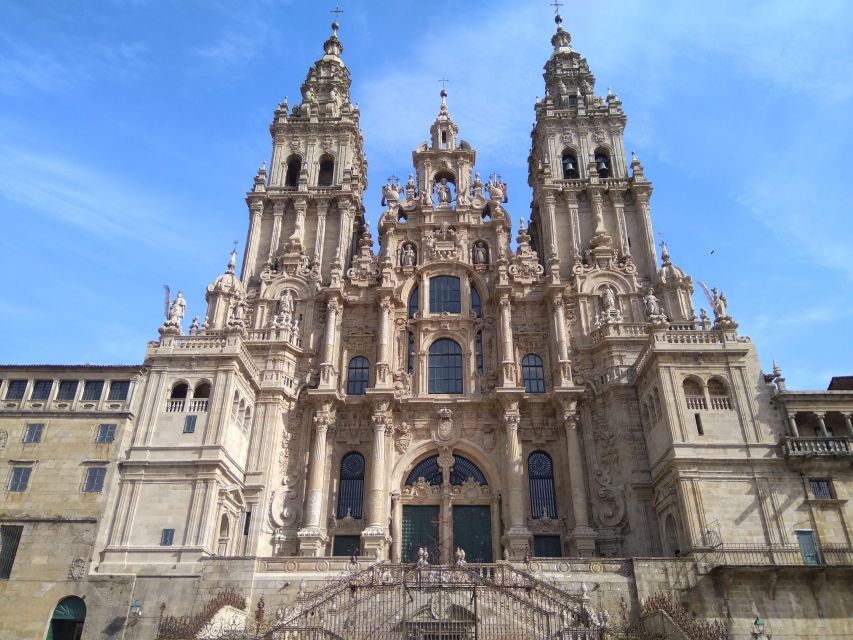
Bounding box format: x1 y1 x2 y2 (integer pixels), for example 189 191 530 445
0 525 24 579
5 380 27 401
56 380 79 401
107 380 130 401
23 424 44 444
332 535 361 557
83 467 107 493
9 467 31 492
183 415 197 434
809 478 834 500
30 380 53 401
96 424 116 444
160 528 175 546
81 380 104 402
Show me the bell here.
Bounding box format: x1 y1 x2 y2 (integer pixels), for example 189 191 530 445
565 159 575 171
597 159 608 172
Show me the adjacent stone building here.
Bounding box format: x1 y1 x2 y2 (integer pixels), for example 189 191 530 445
1 14 851 640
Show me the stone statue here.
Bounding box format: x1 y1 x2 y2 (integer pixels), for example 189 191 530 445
435 178 452 204
189 316 200 335
454 547 467 565
471 172 483 195
700 308 711 329
167 292 186 324
711 287 728 317
400 243 416 267
643 288 661 317
602 286 616 312
278 290 295 317
473 242 488 265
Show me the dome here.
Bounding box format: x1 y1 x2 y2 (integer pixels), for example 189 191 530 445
657 242 690 285
206 251 245 298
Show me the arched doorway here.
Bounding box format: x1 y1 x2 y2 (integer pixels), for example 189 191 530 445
46 596 86 640
398 452 495 564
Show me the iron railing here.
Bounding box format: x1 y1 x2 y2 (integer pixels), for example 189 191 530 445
704 543 853 568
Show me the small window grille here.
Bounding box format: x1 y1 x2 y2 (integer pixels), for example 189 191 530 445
56 380 79 401
475 331 484 375
522 354 546 393
346 357 370 395
83 467 107 493
9 467 31 492
810 478 834 500
160 529 175 546
96 424 116 443
0 525 24 579
407 332 415 374
5 380 27 401
471 286 481 317
23 424 44 444
30 380 53 401
183 415 197 434
332 535 361 557
81 380 104 401
107 380 131 401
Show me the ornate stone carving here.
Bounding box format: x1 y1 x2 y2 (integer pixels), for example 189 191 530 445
0 430 7 454
347 231 379 286
394 421 413 453
432 407 457 444
593 469 626 528
68 557 86 580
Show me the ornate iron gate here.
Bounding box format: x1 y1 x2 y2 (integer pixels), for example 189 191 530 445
186 563 611 640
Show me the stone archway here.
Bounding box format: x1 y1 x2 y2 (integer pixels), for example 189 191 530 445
46 596 86 640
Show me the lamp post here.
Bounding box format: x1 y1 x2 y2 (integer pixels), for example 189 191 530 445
751 616 770 639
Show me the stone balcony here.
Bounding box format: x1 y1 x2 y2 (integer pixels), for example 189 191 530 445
701 543 853 568
782 436 851 458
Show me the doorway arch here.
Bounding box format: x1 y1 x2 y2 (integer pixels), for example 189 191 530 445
46 596 86 640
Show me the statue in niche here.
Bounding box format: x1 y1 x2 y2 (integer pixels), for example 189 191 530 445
643 288 662 317
400 243 416 267
278 290 295 318
167 291 186 324
435 178 452 204
473 242 488 265
601 286 616 312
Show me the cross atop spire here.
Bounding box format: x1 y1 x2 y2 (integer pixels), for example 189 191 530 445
438 77 449 93
550 0 563 15
330 5 344 21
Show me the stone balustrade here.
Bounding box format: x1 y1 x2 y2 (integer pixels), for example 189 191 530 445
782 436 851 457
165 399 185 413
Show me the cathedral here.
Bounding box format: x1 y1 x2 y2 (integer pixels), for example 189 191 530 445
1 12 852 640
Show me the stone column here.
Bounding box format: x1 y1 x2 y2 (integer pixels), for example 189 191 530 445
320 298 341 388
552 294 573 386
362 405 390 557
502 404 530 559
391 492 402 562
611 190 630 257
787 413 800 438
499 295 516 387
376 297 393 387
815 412 829 438
563 408 596 556
542 193 558 260
314 199 329 265
267 200 285 264
844 414 853 438
289 199 307 251
242 201 264 279
441 485 453 565
298 408 333 556
635 191 657 270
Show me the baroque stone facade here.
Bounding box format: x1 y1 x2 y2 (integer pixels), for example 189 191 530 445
1 14 852 640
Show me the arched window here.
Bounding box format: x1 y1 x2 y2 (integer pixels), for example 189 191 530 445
664 514 680 555
594 150 611 178
318 155 335 186
407 331 415 374
218 513 231 555
450 454 487 485
48 596 86 640
522 354 546 393
337 452 365 519
683 378 706 410
707 377 732 410
406 455 443 485
194 382 211 399
562 150 580 179
285 155 301 187
471 285 481 318
429 276 461 314
528 451 557 519
408 286 419 319
475 330 483 375
170 383 188 399
346 356 369 395
428 339 463 394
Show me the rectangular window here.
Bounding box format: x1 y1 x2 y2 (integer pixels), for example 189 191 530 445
107 380 131 401
30 380 53 401
695 413 704 436
8 467 31 492
332 535 361 557
83 467 107 493
160 528 175 546
0 525 24 579
5 380 27 401
56 380 79 401
23 424 44 444
96 424 116 444
183 415 197 434
81 380 104 401
809 478 834 500
532 535 562 558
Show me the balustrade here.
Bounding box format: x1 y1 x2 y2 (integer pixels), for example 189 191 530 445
165 399 185 413
783 436 851 457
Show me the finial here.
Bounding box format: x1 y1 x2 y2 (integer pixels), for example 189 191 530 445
772 360 782 377
227 242 238 273
330 5 343 33
551 0 563 25
660 240 671 265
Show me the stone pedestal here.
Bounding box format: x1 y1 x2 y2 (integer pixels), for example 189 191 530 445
361 527 390 560
296 529 328 557
503 529 532 560
569 526 598 557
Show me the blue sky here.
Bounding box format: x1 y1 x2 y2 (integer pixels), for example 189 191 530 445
0 0 851 390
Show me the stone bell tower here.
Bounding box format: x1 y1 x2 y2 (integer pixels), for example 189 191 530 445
241 19 367 287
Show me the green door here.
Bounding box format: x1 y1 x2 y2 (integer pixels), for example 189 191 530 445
402 505 440 563
453 505 492 563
